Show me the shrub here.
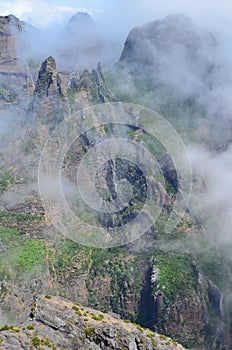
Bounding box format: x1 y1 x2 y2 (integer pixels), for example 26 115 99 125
0 325 10 331
27 325 34 330
32 336 40 346
72 305 79 312
45 295 52 299
85 327 95 337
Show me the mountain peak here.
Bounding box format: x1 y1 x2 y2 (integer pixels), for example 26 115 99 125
0 14 24 34
34 56 62 98
66 11 93 33
119 14 216 95
69 11 92 23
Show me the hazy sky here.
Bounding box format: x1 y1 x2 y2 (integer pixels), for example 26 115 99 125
0 0 232 35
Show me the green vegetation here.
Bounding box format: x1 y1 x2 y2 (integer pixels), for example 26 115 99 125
76 310 83 316
0 169 15 193
0 324 10 331
21 132 39 155
147 333 154 339
27 325 34 330
153 251 197 301
91 313 104 321
0 83 17 103
31 336 40 346
35 56 56 97
136 324 144 332
84 327 95 337
155 211 192 240
11 327 20 332
146 332 158 346
0 226 46 280
72 305 79 312
54 240 92 273
195 238 232 290
45 295 52 299
0 211 44 229
67 87 76 104
87 249 141 320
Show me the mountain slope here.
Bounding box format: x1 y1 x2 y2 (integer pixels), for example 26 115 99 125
0 295 187 350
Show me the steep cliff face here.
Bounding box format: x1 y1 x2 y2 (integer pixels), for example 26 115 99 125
0 14 23 70
0 295 187 350
0 15 36 108
0 14 34 73
0 12 232 350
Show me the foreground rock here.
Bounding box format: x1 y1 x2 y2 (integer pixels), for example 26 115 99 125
0 295 186 350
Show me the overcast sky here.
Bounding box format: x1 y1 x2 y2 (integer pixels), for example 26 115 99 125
0 0 232 35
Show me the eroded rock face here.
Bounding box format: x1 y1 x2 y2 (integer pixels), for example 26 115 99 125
0 14 32 73
0 295 187 350
34 56 63 98
0 15 37 108
30 56 68 125
69 62 109 108
0 15 23 69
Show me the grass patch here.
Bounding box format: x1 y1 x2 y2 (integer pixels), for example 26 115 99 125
0 226 46 280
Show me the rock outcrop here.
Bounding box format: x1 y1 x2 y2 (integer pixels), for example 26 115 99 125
30 56 68 126
69 62 109 108
34 56 63 98
0 295 187 350
0 14 23 71
0 14 34 73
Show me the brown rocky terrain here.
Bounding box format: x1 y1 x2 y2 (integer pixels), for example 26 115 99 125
0 295 187 350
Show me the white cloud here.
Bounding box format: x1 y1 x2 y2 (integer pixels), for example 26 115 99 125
101 0 232 38
1 0 232 34
0 0 101 28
